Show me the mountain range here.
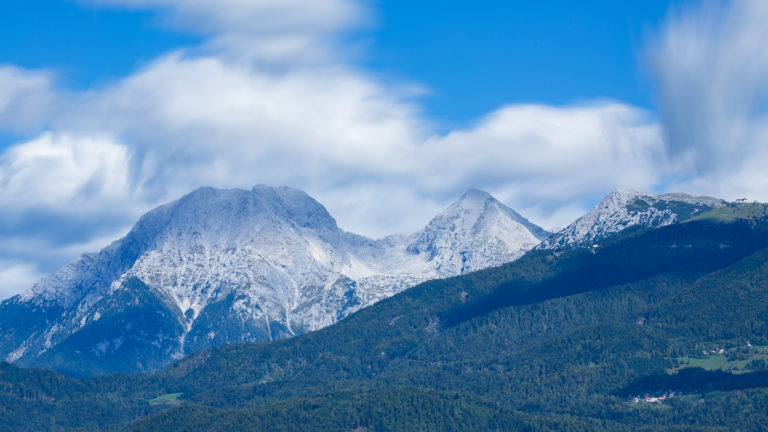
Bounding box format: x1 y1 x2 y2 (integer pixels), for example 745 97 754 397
0 186 729 376
0 185 550 375
541 189 725 249
1 195 767 431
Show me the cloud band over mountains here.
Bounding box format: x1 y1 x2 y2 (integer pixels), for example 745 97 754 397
0 0 765 298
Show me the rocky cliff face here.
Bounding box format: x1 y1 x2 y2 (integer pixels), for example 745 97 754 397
0 185 550 375
407 188 550 276
540 189 725 249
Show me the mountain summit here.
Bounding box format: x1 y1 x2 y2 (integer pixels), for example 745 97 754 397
0 186 549 375
408 189 550 275
541 189 725 249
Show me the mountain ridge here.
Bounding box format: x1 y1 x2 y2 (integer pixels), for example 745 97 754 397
0 185 550 375
540 189 726 249
3 207 767 431
0 186 742 376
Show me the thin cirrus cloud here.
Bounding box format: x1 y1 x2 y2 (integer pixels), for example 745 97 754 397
85 0 366 36
83 0 370 63
0 0 762 298
0 132 140 296
649 0 768 198
0 66 58 133
0 261 41 300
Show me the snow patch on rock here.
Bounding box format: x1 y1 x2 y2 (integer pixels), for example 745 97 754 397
2 185 551 371
541 189 725 249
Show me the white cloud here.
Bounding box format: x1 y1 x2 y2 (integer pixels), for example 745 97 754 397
650 0 768 199
0 48 666 300
0 132 134 209
87 0 365 36
0 261 44 300
420 103 666 229
0 66 58 132
84 0 370 64
54 51 427 204
4 0 765 299
0 133 144 294
2 55 664 234
310 102 666 235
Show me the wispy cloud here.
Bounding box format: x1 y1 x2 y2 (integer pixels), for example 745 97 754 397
84 0 370 63
0 260 43 300
0 51 664 298
0 0 763 298
0 66 58 133
650 0 768 197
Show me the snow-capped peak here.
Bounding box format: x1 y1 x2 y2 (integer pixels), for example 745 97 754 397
541 189 726 249
455 187 494 206
407 189 551 275
2 185 550 375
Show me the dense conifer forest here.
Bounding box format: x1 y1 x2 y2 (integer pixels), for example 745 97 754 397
3 211 768 431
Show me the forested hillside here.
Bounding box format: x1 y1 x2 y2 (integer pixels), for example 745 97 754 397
3 214 768 431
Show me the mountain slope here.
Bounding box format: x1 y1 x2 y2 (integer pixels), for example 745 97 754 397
120 211 768 432
2 206 768 431
541 189 725 249
0 185 549 375
407 188 550 276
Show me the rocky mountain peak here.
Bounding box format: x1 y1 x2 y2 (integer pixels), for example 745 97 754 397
455 187 493 205
407 189 550 275
1 185 550 375
541 189 726 249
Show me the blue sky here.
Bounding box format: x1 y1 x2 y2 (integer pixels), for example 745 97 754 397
1 1 198 88
2 0 677 130
0 0 767 298
367 0 678 123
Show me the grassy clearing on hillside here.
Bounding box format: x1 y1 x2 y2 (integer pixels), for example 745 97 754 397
688 203 768 223
148 393 182 406
670 346 768 374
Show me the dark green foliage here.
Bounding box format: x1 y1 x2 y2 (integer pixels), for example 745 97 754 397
444 220 768 327
0 299 63 362
626 198 652 213
0 362 163 431
182 290 281 354
625 197 715 221
746 359 768 371
23 278 185 376
619 368 768 396
3 217 768 431
124 387 585 432
652 199 706 221
689 202 768 223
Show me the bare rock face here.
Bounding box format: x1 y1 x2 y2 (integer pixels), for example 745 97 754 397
540 189 725 250
0 185 550 375
407 188 550 276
